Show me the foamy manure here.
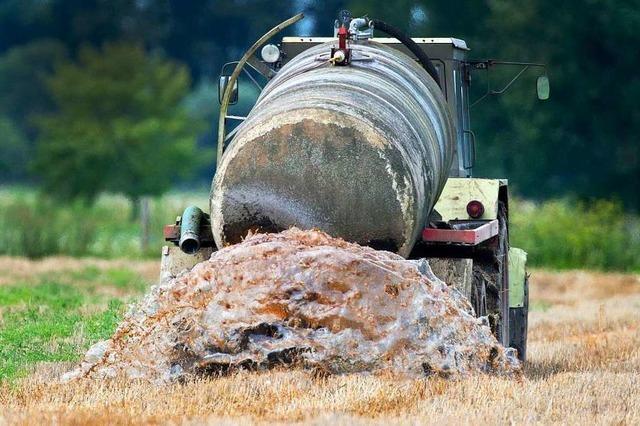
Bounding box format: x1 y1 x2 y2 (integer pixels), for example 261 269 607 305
65 228 520 382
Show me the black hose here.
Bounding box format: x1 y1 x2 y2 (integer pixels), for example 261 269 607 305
370 19 442 89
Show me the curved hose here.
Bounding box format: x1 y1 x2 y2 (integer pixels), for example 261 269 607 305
370 19 442 89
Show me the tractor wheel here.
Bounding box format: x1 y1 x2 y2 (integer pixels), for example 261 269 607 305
509 272 529 362
471 202 510 347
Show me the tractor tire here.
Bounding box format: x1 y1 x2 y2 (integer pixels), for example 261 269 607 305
509 272 529 362
471 202 510 347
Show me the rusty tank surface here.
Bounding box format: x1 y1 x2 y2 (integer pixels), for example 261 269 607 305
211 40 455 257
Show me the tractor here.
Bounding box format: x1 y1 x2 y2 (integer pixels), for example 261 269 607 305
161 11 549 361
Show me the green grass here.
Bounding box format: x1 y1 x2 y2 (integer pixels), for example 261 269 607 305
69 266 149 292
0 187 208 259
0 267 146 382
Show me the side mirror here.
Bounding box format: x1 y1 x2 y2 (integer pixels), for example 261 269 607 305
536 75 550 100
218 75 238 105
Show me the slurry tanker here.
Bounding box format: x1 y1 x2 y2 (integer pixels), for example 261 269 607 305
162 11 550 361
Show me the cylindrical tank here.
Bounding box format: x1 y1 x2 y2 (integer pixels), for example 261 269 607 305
211 40 455 257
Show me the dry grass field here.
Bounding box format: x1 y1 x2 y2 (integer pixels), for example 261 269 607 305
0 258 638 425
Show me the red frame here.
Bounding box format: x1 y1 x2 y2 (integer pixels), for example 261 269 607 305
421 219 499 245
165 220 500 246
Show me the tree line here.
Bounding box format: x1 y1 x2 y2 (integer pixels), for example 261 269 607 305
1 0 638 209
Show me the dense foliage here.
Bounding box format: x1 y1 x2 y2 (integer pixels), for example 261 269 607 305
511 198 640 271
345 1 640 209
0 1 638 209
0 2 638 272
0 188 204 258
34 43 204 203
0 118 28 182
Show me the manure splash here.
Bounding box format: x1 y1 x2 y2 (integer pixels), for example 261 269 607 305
65 228 520 382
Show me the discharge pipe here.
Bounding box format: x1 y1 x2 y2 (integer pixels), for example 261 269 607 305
179 206 204 254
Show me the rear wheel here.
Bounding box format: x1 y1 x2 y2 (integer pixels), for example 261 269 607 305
509 273 529 361
471 202 510 347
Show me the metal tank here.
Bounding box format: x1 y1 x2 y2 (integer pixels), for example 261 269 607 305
211 40 455 257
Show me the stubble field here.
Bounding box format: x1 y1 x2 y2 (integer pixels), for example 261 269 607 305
0 257 638 425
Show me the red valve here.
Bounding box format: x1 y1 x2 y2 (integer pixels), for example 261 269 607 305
332 26 350 65
338 26 348 50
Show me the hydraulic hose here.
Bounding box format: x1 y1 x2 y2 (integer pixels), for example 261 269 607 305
370 19 442 89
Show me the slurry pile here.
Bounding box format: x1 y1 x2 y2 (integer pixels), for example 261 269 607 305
65 228 520 382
